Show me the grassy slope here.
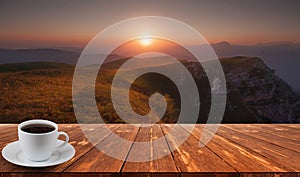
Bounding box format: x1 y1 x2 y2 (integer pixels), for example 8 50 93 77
0 61 178 123
0 58 265 123
0 63 75 123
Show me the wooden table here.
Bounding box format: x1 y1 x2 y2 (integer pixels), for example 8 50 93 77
0 124 299 177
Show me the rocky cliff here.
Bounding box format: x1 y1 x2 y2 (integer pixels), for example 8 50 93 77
192 57 300 123
218 57 300 123
128 56 300 123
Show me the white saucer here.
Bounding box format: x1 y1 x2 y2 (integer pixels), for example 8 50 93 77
1 140 75 167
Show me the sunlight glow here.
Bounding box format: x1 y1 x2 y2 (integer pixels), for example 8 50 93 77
139 37 153 46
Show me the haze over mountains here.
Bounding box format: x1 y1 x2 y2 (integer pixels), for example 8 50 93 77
1 41 300 92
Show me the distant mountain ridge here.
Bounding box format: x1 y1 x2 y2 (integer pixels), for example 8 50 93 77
0 48 126 66
0 62 72 72
0 48 79 64
1 41 300 91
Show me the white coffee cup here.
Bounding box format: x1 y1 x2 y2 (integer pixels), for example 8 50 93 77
18 119 69 162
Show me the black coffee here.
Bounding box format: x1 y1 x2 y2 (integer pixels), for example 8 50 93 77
21 124 55 134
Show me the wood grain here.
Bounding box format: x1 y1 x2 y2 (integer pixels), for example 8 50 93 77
0 124 299 176
224 124 300 153
216 126 300 171
181 125 292 172
64 124 138 173
122 125 178 174
161 124 236 173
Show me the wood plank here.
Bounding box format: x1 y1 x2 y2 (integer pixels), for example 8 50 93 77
64 124 140 174
246 124 300 142
276 124 300 131
0 124 299 176
2 173 60 177
151 125 179 173
61 173 81 177
0 124 15 131
215 126 300 171
56 124 120 173
62 172 120 177
76 124 121 146
121 172 179 177
224 124 300 153
185 125 291 172
0 126 18 148
0 124 15 129
181 172 238 177
161 124 236 173
122 124 179 175
239 172 300 177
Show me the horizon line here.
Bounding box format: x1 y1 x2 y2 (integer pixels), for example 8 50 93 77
1 40 300 50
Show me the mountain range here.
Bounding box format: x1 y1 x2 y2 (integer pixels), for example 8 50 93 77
1 41 299 91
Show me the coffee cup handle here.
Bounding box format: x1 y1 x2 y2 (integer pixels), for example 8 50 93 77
56 132 69 149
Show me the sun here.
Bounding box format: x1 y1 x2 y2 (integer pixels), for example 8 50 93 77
139 37 153 46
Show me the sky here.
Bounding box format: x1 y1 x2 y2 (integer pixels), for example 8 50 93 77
0 0 299 48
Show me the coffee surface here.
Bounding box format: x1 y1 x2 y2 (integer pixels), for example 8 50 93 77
21 124 55 134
